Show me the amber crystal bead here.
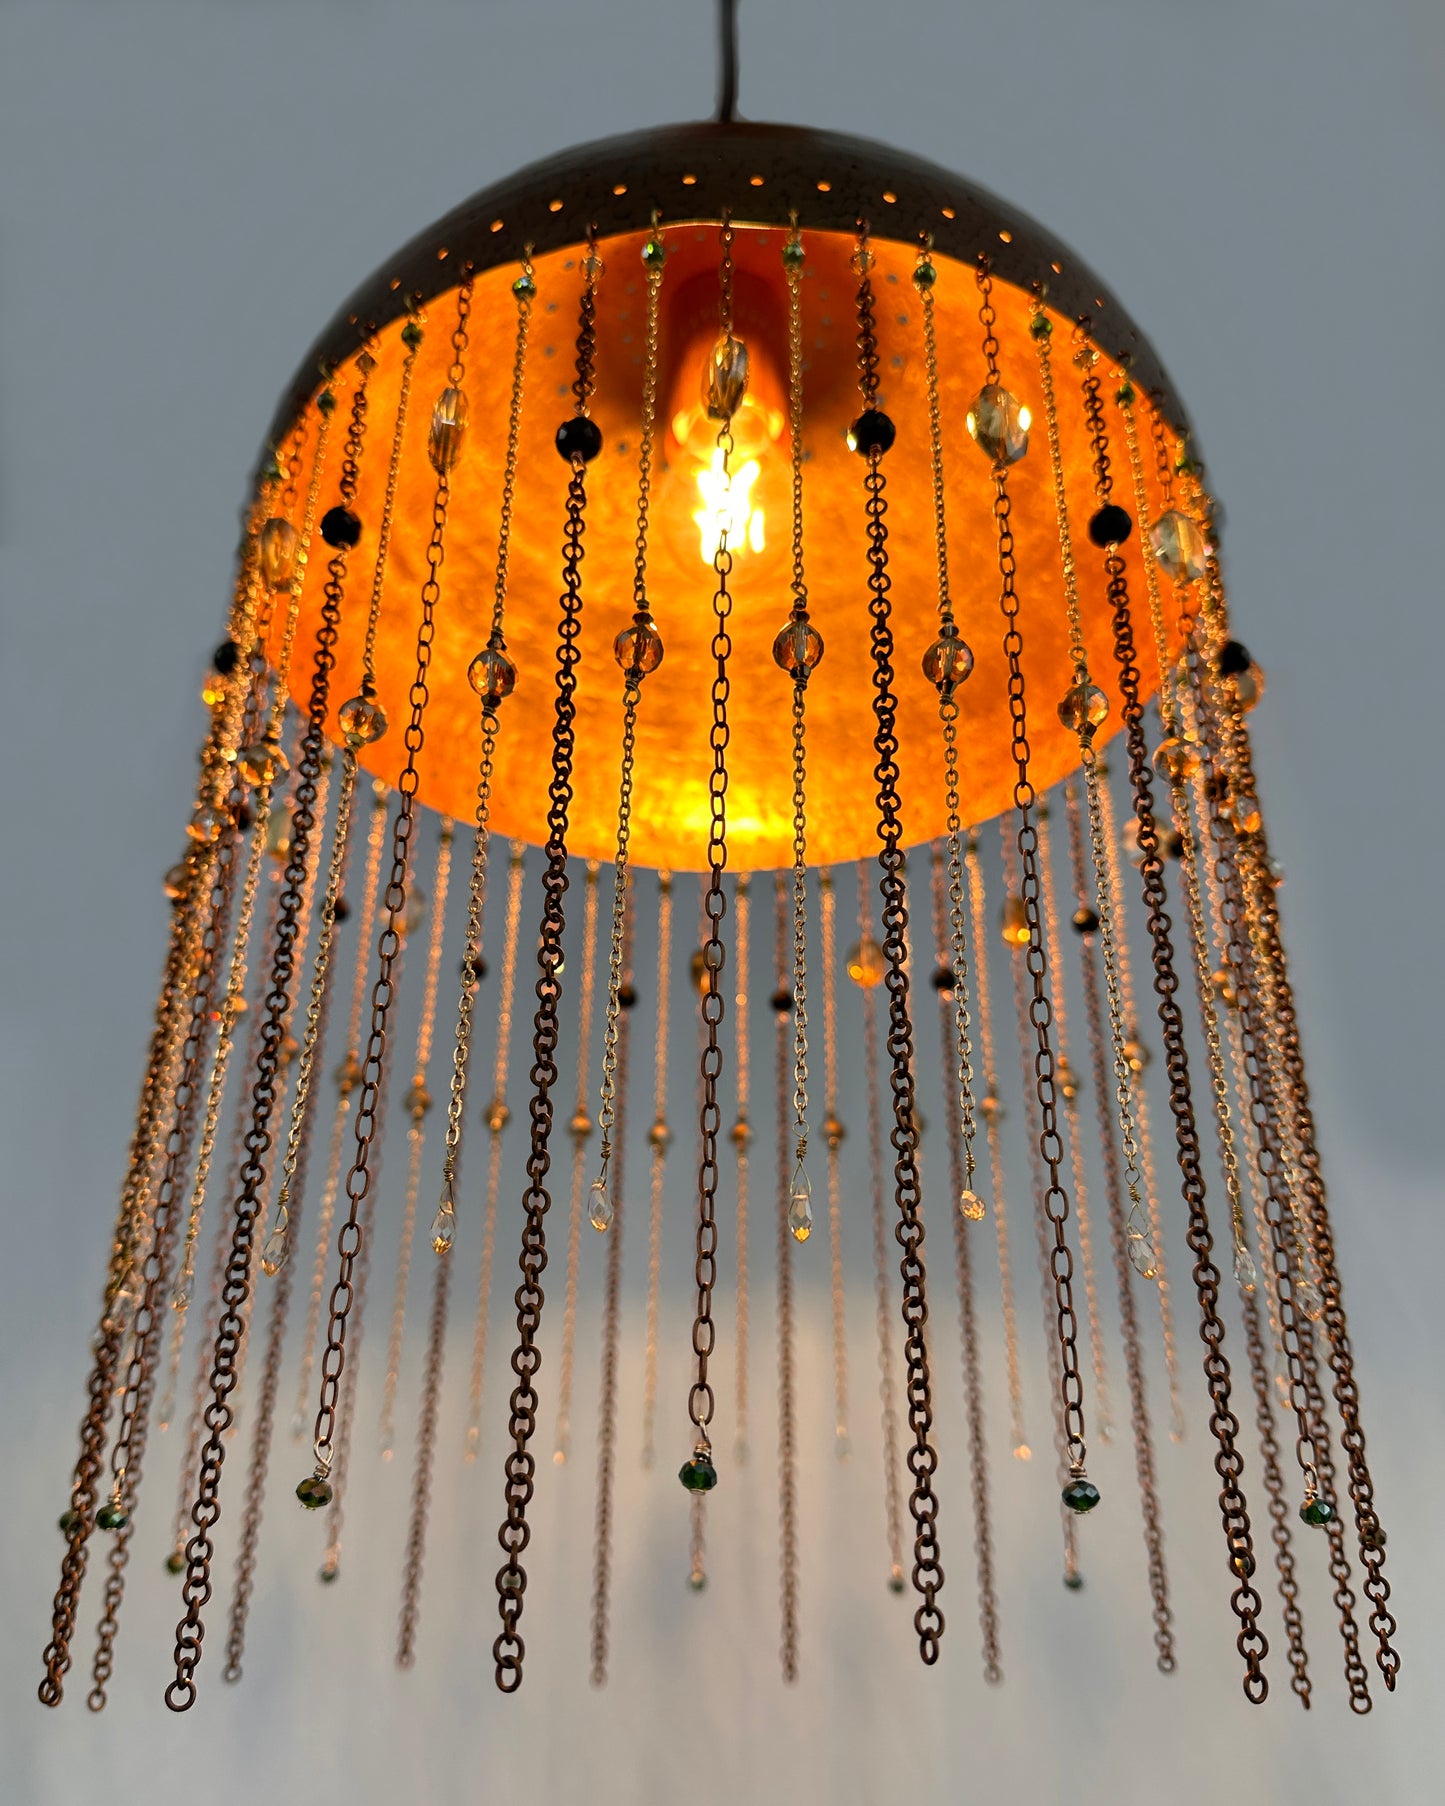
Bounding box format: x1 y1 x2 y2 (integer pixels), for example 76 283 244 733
427 387 469 473
1153 735 1202 785
999 895 1031 948
1150 507 1208 582
468 641 518 708
338 691 388 749
772 615 824 678
966 384 1029 465
1057 680 1109 739
921 627 974 695
704 332 749 421
258 517 298 592
845 937 885 988
614 615 664 678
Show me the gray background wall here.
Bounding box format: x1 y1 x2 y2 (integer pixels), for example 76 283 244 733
1 4 1441 1803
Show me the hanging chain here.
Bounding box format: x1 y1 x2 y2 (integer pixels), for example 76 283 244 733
554 862 602 1462
1063 779 1176 1670
465 842 526 1457
977 264 1091 1507
1075 352 1268 1699
962 836 1029 1458
300 277 472 1517
733 873 752 1462
856 223 944 1660
640 873 674 1467
818 872 849 1454
378 823 454 1457
927 844 1001 1680
774 874 800 1681
493 239 600 1689
1036 804 1114 1442
589 877 633 1686
857 864 907 1588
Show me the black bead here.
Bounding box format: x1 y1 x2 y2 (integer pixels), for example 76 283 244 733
232 802 254 833
332 896 351 923
212 638 242 677
930 964 954 994
770 988 793 1015
1215 638 1252 677
847 409 896 457
320 505 362 550
555 416 603 464
1071 906 1100 936
617 982 638 1012
1162 830 1185 861
1087 503 1132 548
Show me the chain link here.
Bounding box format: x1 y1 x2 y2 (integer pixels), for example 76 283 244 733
640 873 673 1467
774 874 800 1681
818 872 849 1454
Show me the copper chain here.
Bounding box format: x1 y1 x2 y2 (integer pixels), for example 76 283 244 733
774 874 800 1681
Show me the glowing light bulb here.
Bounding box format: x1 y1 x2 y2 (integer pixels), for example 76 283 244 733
693 449 765 565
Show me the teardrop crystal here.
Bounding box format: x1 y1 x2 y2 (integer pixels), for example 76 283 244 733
430 1202 456 1255
1233 1241 1258 1293
845 937 886 988
258 517 298 593
428 387 469 473
958 1189 986 1222
260 1216 289 1277
1294 1276 1325 1321
1126 1229 1159 1280
704 333 749 420
787 1164 814 1244
588 1178 614 1233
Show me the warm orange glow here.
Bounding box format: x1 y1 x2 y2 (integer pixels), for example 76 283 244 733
693 449 765 563
267 226 1187 871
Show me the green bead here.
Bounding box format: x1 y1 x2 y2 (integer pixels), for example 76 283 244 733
1061 1477 1101 1515
319 1560 340 1584
165 1550 186 1576
1116 378 1136 407
512 272 538 299
260 449 283 486
1299 1495 1333 1529
641 239 667 270
296 1474 334 1511
1063 1570 1085 1591
58 1508 81 1535
887 1566 907 1594
1028 313 1053 340
912 259 936 292
316 388 336 417
401 320 424 351
678 1453 719 1494
781 237 806 271
96 1500 129 1532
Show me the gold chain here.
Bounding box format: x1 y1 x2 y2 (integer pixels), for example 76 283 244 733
554 862 602 1462
639 872 673 1466
818 871 849 1454
732 873 752 1462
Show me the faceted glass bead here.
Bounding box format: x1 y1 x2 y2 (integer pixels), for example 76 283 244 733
58 1508 81 1536
999 895 1031 948
1150 507 1208 583
1294 1276 1325 1322
958 1189 986 1223
1299 1495 1333 1529
730 1115 753 1149
966 384 1030 465
1057 1058 1080 1102
1229 791 1263 835
1216 638 1252 678
266 805 294 862
769 987 793 1014
1072 906 1100 937
704 332 750 421
641 237 667 270
338 692 388 749
1234 664 1266 711
912 258 937 291
1061 1477 1101 1514
979 1089 1005 1124
569 1106 592 1140
555 416 603 463
1233 1241 1258 1293
335 1052 362 1096
164 861 190 901
187 805 224 845
787 1165 814 1243
1063 1570 1085 1592
1153 735 1202 785
1087 503 1132 549
679 1452 719 1493
259 517 298 593
401 319 424 351
468 643 518 707
1127 1229 1159 1280
1211 967 1238 1010
846 937 886 988
237 737 287 788
430 1203 455 1255
781 236 805 271
646 1115 673 1152
485 1096 511 1134
773 616 824 678
921 628 974 694
1057 680 1109 738
510 269 537 299
688 1569 708 1593
165 1549 186 1576
212 636 242 678
320 505 362 550
1124 1034 1150 1073
170 1269 192 1311
614 616 664 678
588 1178 614 1233
260 1216 289 1277
405 1080 433 1118
847 409 895 457
296 1474 334 1510
428 386 469 474
96 1498 130 1532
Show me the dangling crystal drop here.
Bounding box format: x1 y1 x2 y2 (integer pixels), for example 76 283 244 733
430 1197 456 1255
428 386 469 473
958 1189 986 1222
966 383 1030 465
260 1209 290 1277
845 937 885 988
787 1164 814 1243
1149 508 1209 583
704 332 749 420
589 1177 614 1233
1233 1240 1258 1293
258 517 298 592
1127 1228 1159 1280
1057 680 1109 738
170 1268 193 1311
1294 1275 1325 1321
999 895 1030 948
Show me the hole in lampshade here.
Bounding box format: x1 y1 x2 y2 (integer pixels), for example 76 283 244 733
999 229 1012 243
548 199 564 212
613 182 627 195
490 218 504 233
817 180 832 192
941 205 956 220
388 277 401 291
750 174 764 186
882 190 897 204
682 173 697 185
437 247 449 259
1052 261 1062 274
1096 296 1106 309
